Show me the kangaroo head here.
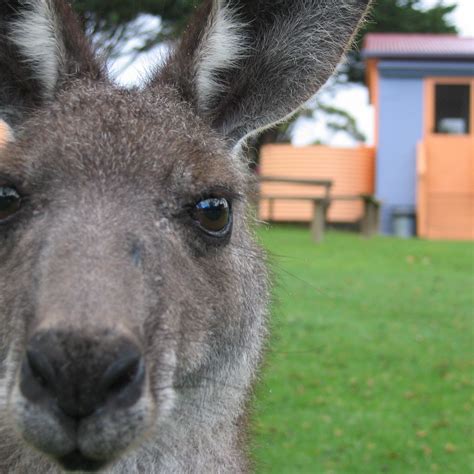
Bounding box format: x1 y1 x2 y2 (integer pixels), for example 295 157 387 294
0 1 370 472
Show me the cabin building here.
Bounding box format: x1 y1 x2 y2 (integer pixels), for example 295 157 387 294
364 33 473 239
259 34 473 240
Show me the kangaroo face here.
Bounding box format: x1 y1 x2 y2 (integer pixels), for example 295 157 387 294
1 83 265 470
0 0 370 471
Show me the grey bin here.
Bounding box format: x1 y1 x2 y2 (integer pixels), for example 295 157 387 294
392 207 416 238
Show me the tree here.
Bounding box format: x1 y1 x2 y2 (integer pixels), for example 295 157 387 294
74 0 197 59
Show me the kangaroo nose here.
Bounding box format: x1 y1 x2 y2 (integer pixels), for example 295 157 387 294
20 332 145 419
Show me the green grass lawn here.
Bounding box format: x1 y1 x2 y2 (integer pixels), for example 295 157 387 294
251 225 473 474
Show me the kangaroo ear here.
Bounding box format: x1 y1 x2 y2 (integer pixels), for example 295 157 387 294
157 0 371 150
0 0 103 130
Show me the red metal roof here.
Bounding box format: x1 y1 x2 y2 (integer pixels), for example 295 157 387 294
362 33 474 59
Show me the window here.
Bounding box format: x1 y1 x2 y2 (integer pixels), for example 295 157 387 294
434 84 470 134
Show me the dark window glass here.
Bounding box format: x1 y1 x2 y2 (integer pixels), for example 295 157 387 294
434 84 470 134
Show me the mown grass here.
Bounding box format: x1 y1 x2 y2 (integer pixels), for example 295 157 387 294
251 225 473 474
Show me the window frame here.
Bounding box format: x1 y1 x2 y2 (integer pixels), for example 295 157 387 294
424 77 474 137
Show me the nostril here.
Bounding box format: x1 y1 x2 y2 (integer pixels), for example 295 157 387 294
102 352 145 409
20 350 57 402
27 350 56 388
104 354 140 393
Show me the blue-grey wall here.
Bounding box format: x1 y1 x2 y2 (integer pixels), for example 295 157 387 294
375 60 474 234
377 75 423 234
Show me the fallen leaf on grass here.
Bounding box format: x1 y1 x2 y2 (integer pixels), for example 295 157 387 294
444 443 457 453
321 414 332 423
296 384 305 394
311 396 326 406
432 419 450 429
422 445 432 456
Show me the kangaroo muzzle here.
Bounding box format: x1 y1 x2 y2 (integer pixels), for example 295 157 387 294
13 329 152 471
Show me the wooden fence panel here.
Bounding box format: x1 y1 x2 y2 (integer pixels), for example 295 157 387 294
259 144 375 222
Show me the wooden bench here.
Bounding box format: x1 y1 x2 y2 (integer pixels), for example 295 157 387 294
259 177 332 243
330 194 381 237
259 177 380 242
260 194 330 242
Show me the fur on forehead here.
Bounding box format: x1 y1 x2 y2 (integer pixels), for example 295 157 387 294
2 81 248 194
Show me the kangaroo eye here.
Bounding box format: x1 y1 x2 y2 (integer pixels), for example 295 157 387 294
0 185 22 222
192 198 231 235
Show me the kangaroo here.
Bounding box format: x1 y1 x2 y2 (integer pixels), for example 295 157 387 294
0 1 370 472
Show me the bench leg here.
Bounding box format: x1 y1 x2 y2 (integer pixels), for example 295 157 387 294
311 200 326 243
360 201 370 237
374 203 381 234
268 198 274 221
361 199 380 237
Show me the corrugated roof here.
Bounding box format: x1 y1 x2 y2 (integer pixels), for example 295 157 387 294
362 33 474 59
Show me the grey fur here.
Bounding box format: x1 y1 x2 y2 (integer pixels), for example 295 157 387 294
0 1 370 472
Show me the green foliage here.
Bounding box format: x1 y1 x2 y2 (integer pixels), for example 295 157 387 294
75 0 196 34
74 0 197 58
316 103 366 143
253 225 473 473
